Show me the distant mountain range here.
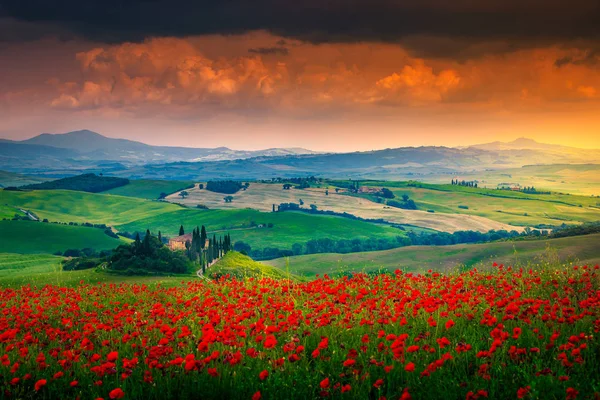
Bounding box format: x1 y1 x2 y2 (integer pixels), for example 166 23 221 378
1 130 599 180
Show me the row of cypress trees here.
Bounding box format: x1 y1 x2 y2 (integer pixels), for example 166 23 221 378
181 225 232 274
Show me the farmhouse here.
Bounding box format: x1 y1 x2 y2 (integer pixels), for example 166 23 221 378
168 234 211 251
358 187 381 194
168 233 193 250
497 183 521 191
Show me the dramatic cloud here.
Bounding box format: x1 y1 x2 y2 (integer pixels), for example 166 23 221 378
248 47 289 56
38 36 600 118
2 0 599 58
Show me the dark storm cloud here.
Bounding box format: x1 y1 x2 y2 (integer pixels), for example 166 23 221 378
248 47 289 56
1 0 599 57
555 49 600 67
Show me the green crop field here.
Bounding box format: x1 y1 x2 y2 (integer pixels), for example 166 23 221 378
1 190 181 225
103 179 195 199
265 233 600 276
0 220 127 254
116 208 404 250
352 181 600 227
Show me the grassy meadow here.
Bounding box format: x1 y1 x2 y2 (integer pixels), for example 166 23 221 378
425 164 600 196
0 220 126 254
265 233 600 276
1 189 181 225
348 181 600 226
102 179 195 199
116 208 404 250
0 253 192 287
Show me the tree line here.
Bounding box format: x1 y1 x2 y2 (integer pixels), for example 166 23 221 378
233 228 549 260
206 180 249 194
451 179 478 188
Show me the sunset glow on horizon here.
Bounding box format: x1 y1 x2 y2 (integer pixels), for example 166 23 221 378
1 1 599 150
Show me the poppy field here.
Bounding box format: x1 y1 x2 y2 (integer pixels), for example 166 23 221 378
1 264 599 400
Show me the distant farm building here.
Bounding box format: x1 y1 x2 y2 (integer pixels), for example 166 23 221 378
168 233 193 250
358 187 381 194
168 234 210 251
497 183 521 191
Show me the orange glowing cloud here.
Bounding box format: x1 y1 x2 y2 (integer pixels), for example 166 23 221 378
43 34 600 120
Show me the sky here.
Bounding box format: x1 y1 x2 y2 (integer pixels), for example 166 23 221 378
1 0 599 151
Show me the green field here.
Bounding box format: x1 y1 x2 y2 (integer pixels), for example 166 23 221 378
354 181 600 226
265 233 600 276
116 208 404 250
0 253 191 287
0 170 46 187
103 179 195 199
0 203 18 219
1 190 181 225
2 189 405 254
0 220 126 254
425 164 600 196
209 251 296 280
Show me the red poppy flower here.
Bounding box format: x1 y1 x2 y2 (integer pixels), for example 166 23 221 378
109 388 125 399
34 379 47 391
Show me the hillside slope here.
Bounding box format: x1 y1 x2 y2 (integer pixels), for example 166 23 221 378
208 252 296 279
265 233 600 276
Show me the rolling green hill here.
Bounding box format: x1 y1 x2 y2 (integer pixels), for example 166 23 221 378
102 179 195 199
0 220 127 254
1 189 181 225
0 253 189 287
351 181 600 226
115 208 404 251
0 170 47 188
264 233 600 276
208 251 296 280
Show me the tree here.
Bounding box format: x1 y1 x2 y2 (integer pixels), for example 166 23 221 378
299 199 304 206
158 231 163 245
310 204 318 211
179 190 189 199
179 225 185 236
283 183 292 190
224 196 234 203
335 188 340 193
292 243 303 255
325 189 329 196
233 241 251 254
143 229 151 254
200 226 207 249
272 204 276 212
402 194 409 202
198 183 204 189
134 232 142 253
158 192 167 199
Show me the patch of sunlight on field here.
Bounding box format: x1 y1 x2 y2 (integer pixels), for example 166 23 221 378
167 182 520 233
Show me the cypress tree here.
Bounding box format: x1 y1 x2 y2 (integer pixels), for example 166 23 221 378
213 235 217 259
179 225 185 236
134 232 141 254
143 229 151 254
158 231 162 245
200 226 207 249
